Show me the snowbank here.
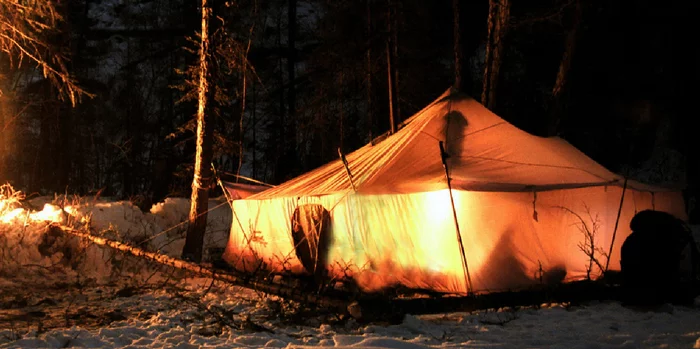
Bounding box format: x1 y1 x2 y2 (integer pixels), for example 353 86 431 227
0 193 231 283
1 188 700 348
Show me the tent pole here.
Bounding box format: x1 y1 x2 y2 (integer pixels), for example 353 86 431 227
338 148 357 192
212 163 233 205
439 141 474 295
604 177 628 272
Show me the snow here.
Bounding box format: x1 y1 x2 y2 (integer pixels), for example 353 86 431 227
1 194 700 348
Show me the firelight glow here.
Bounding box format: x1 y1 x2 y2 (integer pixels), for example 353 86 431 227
0 207 23 223
0 185 72 225
422 189 455 273
420 189 494 290
0 203 69 224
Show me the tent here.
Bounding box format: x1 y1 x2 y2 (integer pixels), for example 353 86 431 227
221 181 270 200
222 89 687 294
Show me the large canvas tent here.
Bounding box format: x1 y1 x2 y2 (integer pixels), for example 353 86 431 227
222 89 687 294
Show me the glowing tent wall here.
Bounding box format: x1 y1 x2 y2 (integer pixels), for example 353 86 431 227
223 186 685 294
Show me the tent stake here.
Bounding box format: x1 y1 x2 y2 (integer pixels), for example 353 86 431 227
439 141 474 295
604 177 628 272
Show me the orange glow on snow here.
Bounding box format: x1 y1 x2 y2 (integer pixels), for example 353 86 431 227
0 202 71 224
29 203 66 222
0 208 24 223
0 185 71 225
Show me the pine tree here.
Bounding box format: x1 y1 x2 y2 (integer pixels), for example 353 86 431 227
182 0 217 262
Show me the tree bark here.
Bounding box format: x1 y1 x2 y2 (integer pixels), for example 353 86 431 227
548 0 582 136
182 0 216 263
481 0 510 110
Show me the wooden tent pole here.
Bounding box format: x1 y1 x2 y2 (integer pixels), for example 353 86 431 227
605 177 628 272
338 148 357 192
439 141 474 295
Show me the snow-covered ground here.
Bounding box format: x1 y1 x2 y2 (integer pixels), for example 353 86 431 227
3 277 700 349
1 192 700 348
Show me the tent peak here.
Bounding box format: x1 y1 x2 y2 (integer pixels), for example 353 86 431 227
443 86 477 103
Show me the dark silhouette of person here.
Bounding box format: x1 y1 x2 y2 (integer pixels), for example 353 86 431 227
620 210 696 305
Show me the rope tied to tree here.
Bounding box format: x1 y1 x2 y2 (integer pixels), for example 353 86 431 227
192 173 212 190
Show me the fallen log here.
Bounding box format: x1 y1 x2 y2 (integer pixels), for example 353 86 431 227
47 224 353 313
49 224 679 324
355 280 623 321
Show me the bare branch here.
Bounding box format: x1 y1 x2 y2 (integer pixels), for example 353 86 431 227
556 205 609 279
0 0 92 105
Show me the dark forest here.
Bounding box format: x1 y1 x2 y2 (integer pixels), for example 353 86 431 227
1 0 698 222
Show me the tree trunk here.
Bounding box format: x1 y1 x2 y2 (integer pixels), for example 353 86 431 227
392 0 400 123
275 13 285 182
35 99 53 190
0 98 5 178
123 41 135 196
182 0 216 263
386 41 395 134
548 0 582 136
285 0 298 175
366 0 373 142
288 0 297 126
237 41 252 179
481 0 496 105
452 0 462 90
339 72 344 152
238 15 257 179
252 81 257 179
57 105 73 192
152 43 177 204
481 0 510 110
386 0 396 134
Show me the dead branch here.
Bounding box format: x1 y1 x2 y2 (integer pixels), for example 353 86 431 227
0 0 92 104
556 205 609 279
49 224 352 313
